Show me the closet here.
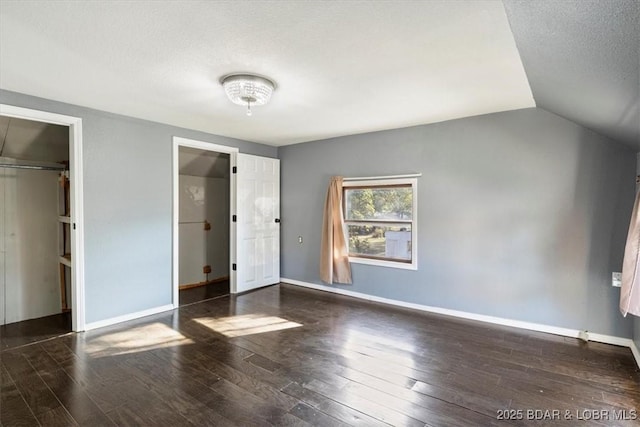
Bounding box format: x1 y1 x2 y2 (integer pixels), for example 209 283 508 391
178 146 230 304
0 116 71 329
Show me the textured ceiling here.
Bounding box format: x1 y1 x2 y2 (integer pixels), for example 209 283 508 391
0 1 637 148
504 0 639 149
0 0 534 146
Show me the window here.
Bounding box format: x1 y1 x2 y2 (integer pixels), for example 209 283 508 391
343 178 417 270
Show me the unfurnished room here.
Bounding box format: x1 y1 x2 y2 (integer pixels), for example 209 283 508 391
0 0 639 426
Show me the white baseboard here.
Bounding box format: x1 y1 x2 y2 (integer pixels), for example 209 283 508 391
84 304 175 331
281 278 640 367
587 332 634 348
630 340 640 370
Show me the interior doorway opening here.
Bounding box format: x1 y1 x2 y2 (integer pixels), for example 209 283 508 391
172 137 238 307
0 105 85 346
178 147 230 305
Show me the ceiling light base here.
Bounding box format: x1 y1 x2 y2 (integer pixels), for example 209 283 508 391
220 73 276 116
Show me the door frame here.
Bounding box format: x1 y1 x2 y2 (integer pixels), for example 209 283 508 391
172 136 238 307
0 104 86 331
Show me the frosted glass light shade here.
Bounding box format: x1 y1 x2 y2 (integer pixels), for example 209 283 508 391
220 73 276 108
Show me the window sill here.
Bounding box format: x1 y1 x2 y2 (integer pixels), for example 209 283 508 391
349 256 417 270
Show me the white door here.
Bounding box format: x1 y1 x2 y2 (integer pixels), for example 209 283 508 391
236 154 280 293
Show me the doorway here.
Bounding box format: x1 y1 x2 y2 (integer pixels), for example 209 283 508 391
172 137 238 307
172 137 281 304
177 146 230 305
0 104 85 336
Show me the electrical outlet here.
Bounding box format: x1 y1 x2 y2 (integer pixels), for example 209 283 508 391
612 272 622 287
298 236 303 244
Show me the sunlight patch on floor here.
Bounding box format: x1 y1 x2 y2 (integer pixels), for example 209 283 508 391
86 322 193 358
193 314 302 337
346 329 416 353
342 329 417 369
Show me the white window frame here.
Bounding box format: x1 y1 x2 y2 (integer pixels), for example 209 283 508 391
343 177 418 270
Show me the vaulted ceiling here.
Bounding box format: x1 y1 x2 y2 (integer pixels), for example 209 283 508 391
0 116 69 163
504 0 639 149
0 1 638 149
179 146 230 179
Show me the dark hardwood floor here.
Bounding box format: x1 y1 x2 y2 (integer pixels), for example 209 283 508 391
1 283 639 426
0 312 72 351
179 280 230 306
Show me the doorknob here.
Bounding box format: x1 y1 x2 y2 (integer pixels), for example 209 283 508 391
275 218 281 223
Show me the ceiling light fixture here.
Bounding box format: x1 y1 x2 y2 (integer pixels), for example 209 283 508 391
220 73 276 116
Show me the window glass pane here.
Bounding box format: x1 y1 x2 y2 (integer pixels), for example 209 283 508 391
345 186 412 221
347 225 412 261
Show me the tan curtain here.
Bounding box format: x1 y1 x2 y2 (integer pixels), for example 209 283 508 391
621 190 640 317
320 176 352 284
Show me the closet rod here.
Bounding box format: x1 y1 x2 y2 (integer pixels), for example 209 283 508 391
0 163 66 171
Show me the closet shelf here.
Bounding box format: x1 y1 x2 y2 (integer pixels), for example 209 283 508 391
58 171 71 313
59 254 72 267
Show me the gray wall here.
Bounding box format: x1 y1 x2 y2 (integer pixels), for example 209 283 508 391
279 107 636 338
0 89 276 324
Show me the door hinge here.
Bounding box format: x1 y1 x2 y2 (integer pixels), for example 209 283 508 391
232 215 237 222
232 263 237 271
232 166 237 174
